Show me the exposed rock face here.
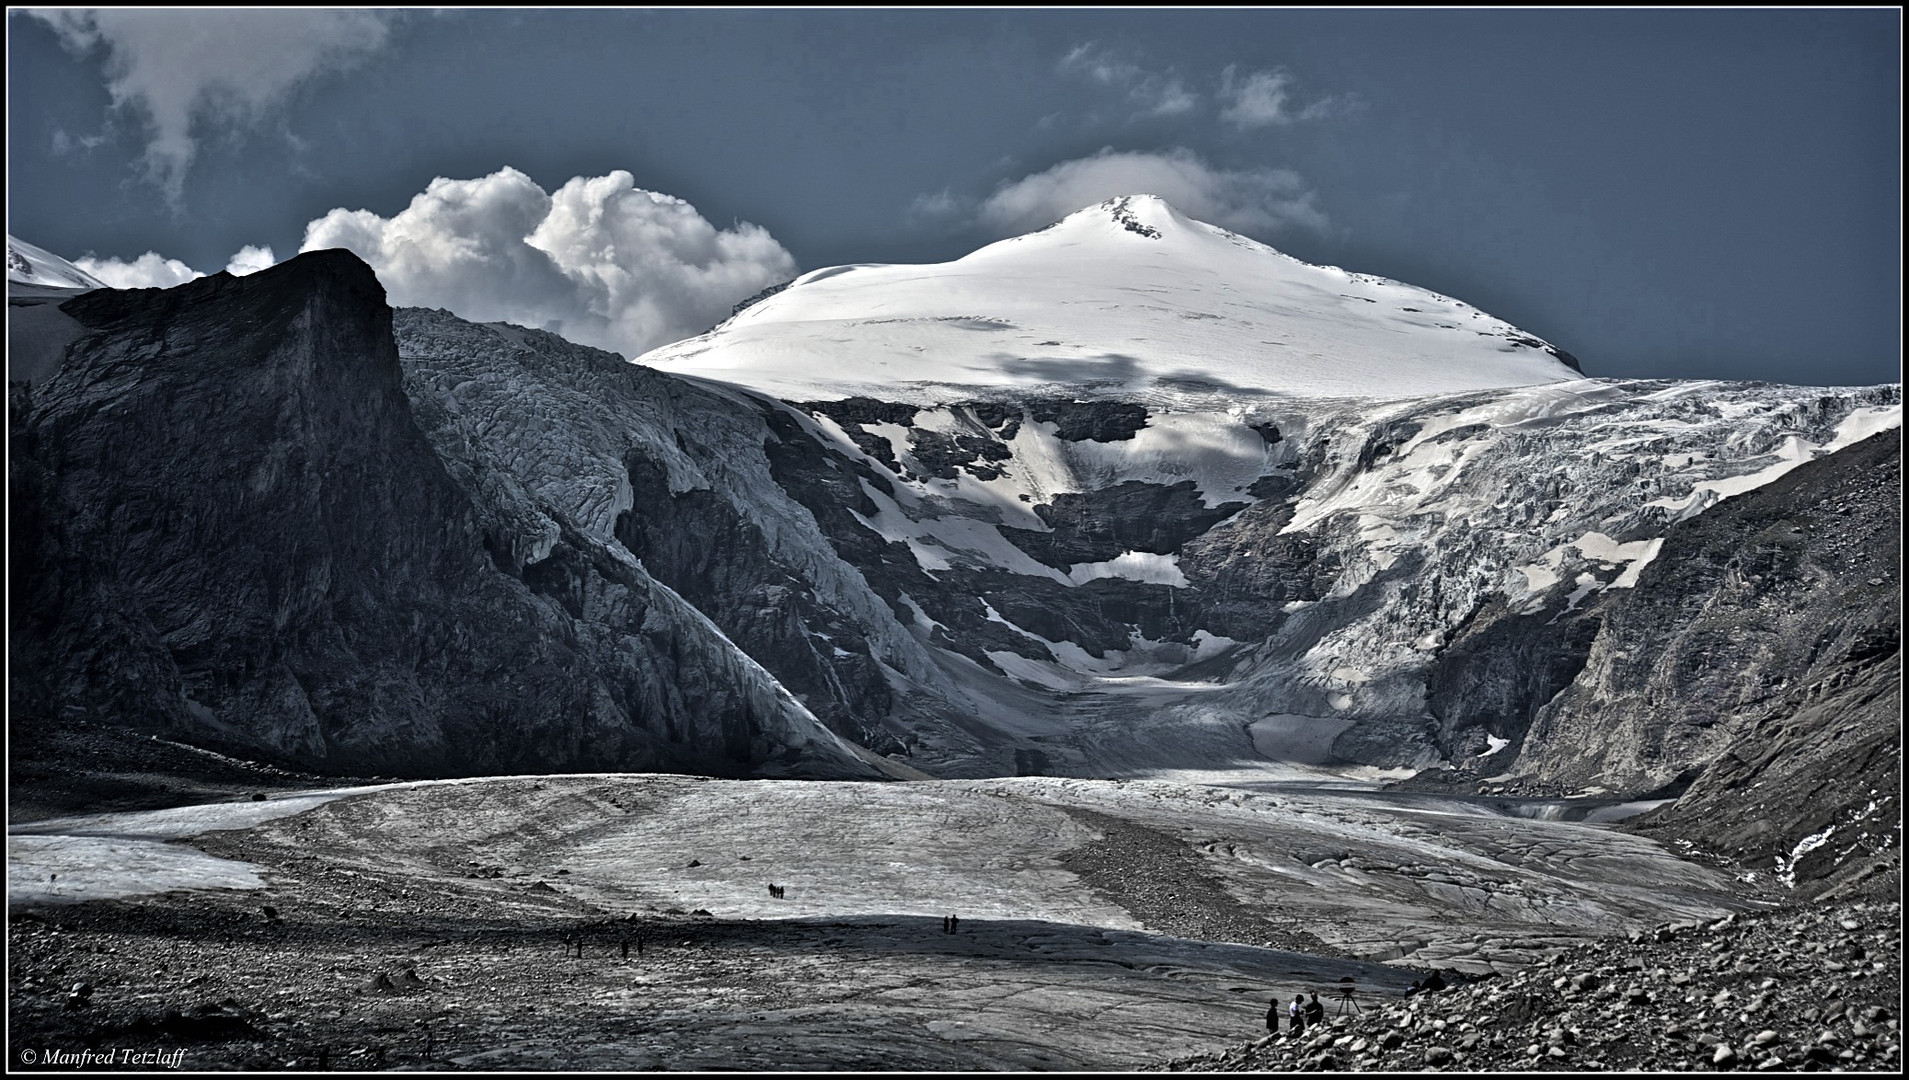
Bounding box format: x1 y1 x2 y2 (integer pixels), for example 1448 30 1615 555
1582 432 1902 896
1024 398 1150 443
391 308 962 764
8 252 891 781
1423 600 1602 769
1519 431 1900 792
1006 482 1247 568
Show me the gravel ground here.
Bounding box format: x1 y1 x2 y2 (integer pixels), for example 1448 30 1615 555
1053 804 1348 959
1155 899 1902 1073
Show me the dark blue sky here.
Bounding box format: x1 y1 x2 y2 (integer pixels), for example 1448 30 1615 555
7 8 1900 385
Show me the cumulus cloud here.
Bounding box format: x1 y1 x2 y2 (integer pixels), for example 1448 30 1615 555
1059 43 1198 119
74 251 204 290
224 245 276 276
302 168 799 357
29 9 392 201
978 148 1328 238
1218 65 1351 128
72 242 281 288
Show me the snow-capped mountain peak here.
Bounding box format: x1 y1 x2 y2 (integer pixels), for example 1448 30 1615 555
636 195 1582 404
1008 193 1195 244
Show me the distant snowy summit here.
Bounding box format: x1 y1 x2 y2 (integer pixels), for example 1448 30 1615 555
635 195 1584 404
7 234 106 292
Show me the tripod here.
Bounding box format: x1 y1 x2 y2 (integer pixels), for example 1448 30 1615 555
1335 985 1361 1015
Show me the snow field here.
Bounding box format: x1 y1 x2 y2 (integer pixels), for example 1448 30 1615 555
7 233 108 291
638 196 1580 404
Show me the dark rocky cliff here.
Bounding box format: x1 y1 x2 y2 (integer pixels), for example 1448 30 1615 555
390 306 921 760
1579 432 1900 898
8 251 891 787
1395 429 1900 895
1518 431 1899 794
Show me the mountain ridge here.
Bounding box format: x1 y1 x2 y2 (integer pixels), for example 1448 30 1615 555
9 249 900 784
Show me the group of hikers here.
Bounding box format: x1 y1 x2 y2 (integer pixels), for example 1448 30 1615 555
1267 971 1447 1036
1266 991 1327 1036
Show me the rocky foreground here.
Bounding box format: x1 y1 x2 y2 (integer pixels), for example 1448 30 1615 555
1156 898 1901 1073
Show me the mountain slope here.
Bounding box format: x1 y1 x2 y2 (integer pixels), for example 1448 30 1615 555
7 234 104 385
391 306 959 757
7 233 107 291
8 251 897 784
639 195 1581 404
1569 430 1901 899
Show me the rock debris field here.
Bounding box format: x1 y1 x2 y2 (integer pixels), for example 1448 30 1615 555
6 774 1895 1071
1157 900 1901 1073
